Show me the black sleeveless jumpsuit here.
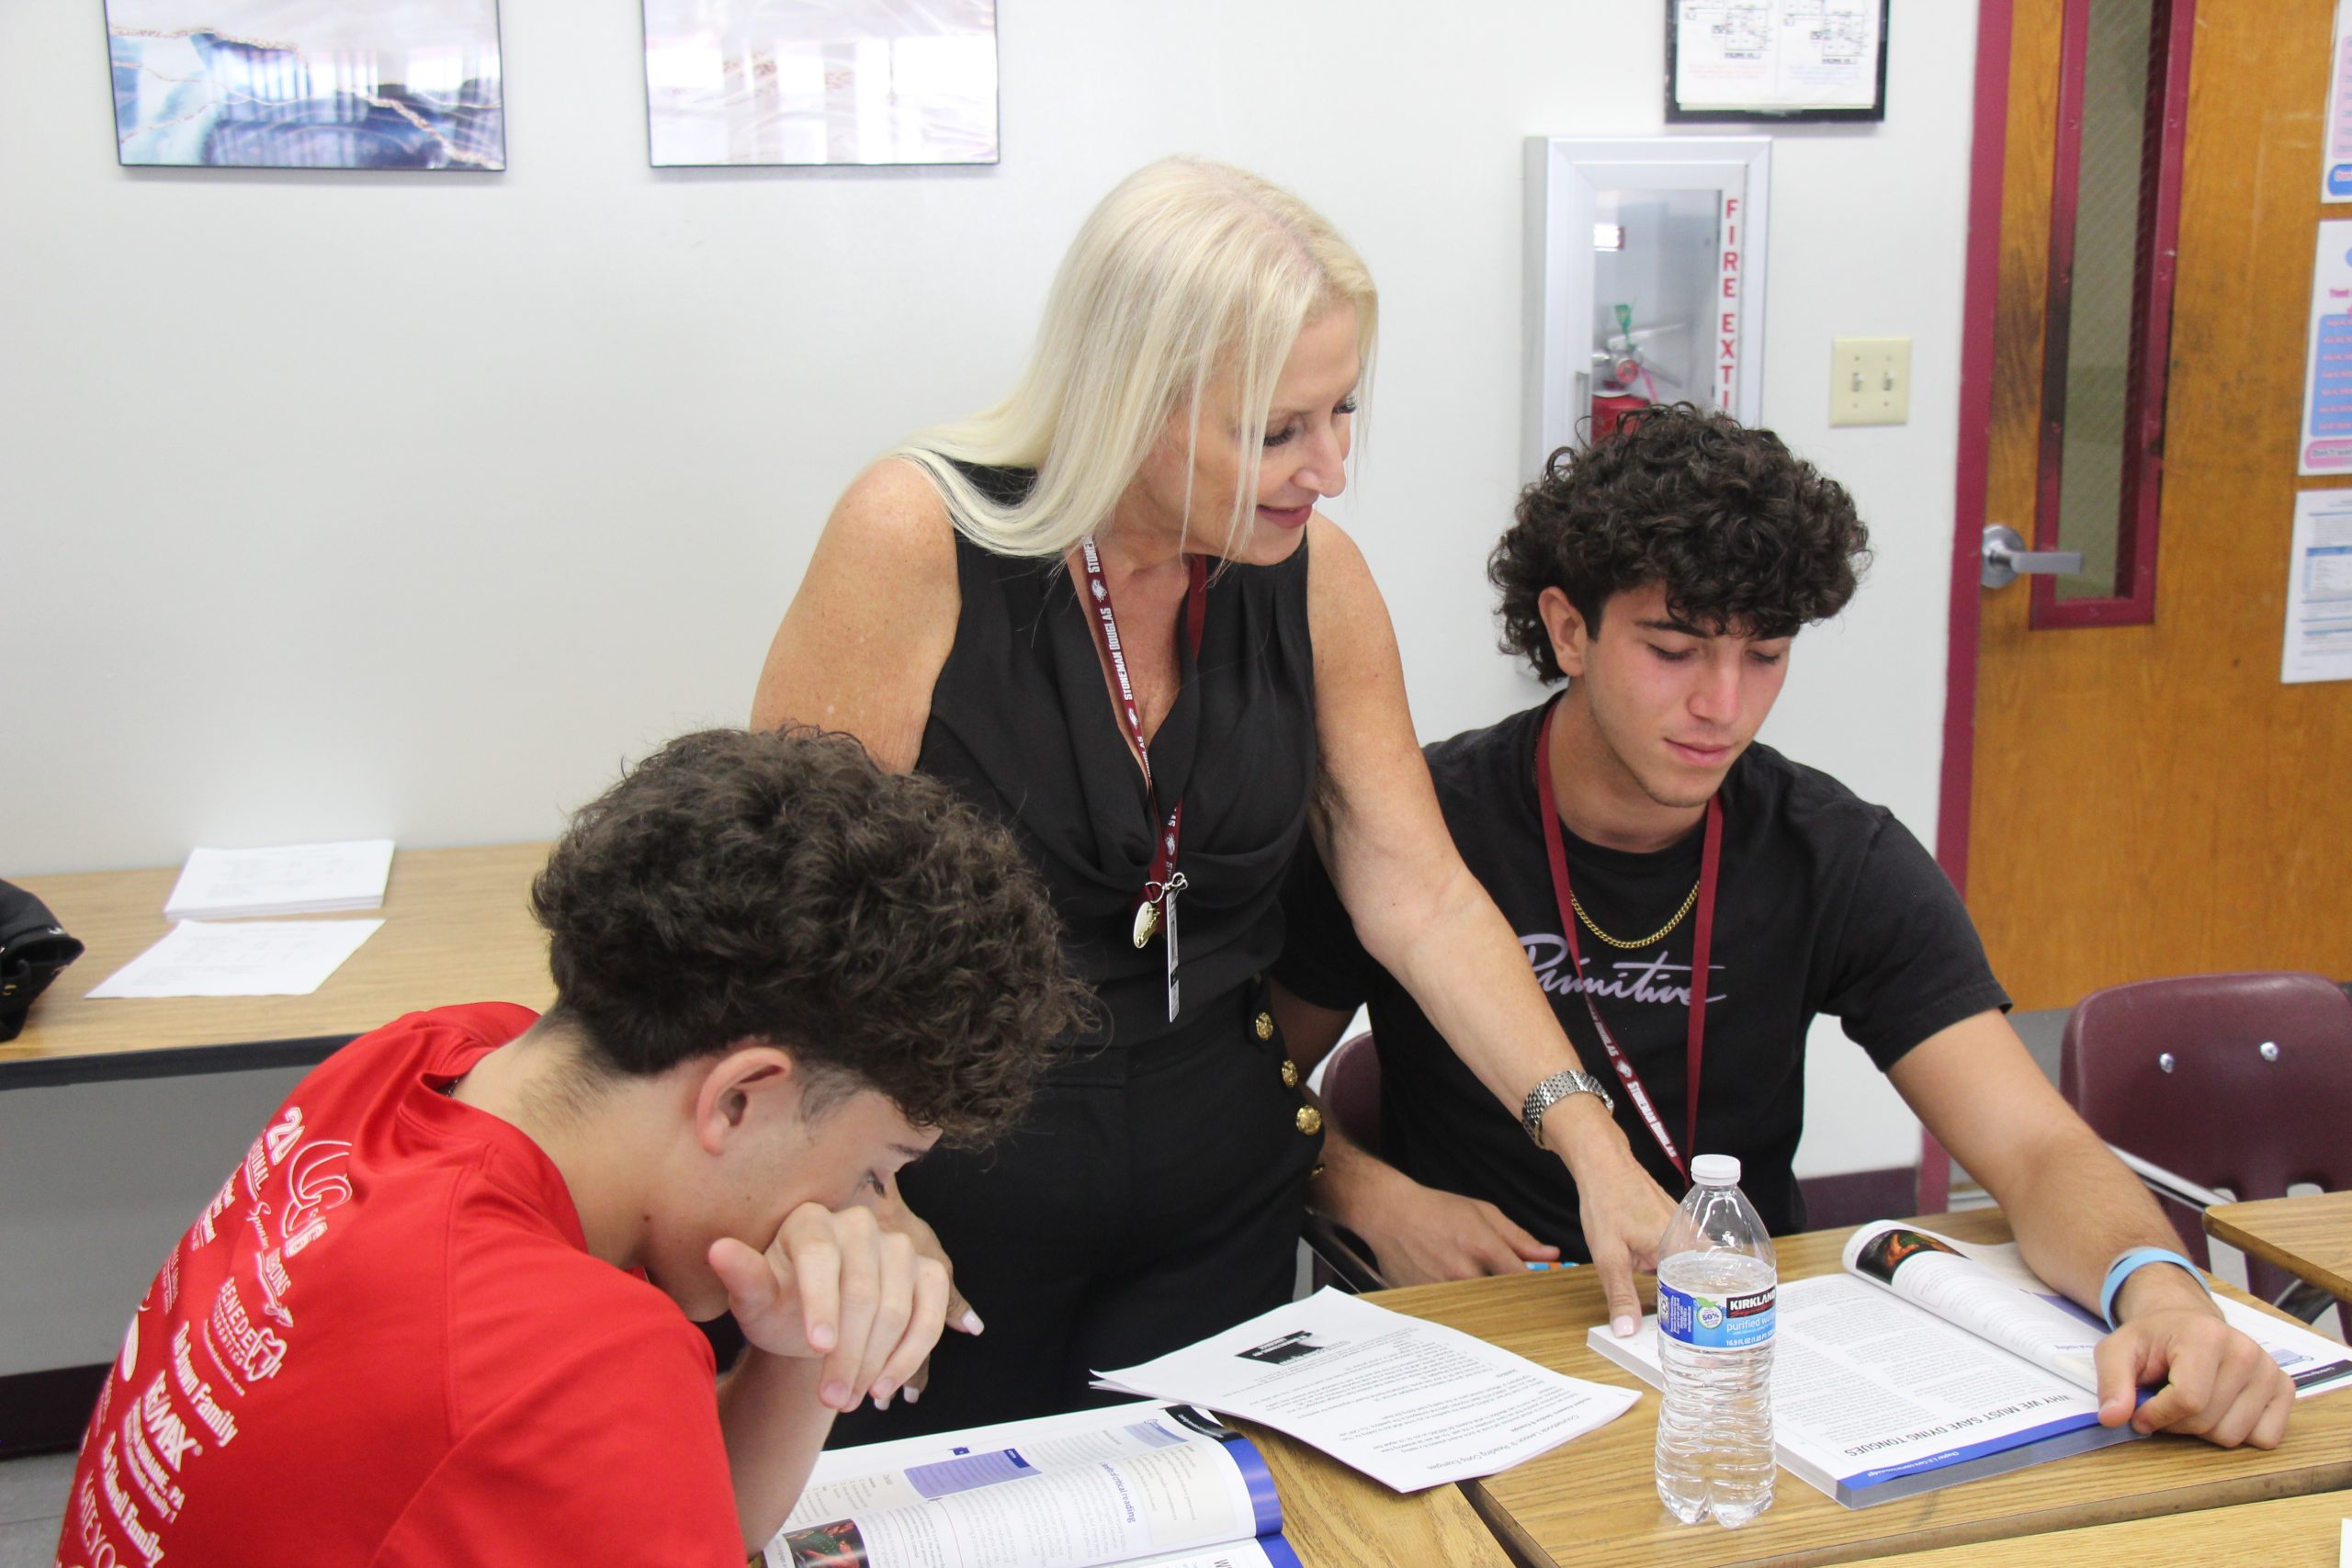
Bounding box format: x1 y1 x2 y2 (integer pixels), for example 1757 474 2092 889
828 471 1327 1439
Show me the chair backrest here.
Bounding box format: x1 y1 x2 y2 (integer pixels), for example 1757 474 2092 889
2060 970 2352 1299
1320 1031 1383 1158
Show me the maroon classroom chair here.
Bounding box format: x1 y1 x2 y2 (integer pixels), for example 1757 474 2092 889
2060 970 2352 1317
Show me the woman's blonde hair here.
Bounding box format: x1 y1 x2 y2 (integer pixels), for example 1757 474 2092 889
898 156 1377 559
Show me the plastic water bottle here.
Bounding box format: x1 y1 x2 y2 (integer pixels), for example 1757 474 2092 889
1653 1153 1777 1528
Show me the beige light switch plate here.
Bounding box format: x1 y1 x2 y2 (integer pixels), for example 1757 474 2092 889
1830 337 1911 426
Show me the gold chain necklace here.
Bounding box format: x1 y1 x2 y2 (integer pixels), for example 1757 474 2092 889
1568 877 1702 951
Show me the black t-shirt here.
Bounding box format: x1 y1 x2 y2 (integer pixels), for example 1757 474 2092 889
1274 699 2008 1257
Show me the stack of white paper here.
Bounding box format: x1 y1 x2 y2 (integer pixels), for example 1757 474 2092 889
163 840 396 920
1093 1287 1638 1493
86 919 384 998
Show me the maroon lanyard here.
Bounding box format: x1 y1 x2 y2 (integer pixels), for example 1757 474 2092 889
1077 536 1208 1021
1534 696 1723 1183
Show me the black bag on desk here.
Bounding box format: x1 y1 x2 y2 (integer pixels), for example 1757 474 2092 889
0 881 85 1043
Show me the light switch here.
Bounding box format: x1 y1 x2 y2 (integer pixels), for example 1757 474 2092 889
1829 337 1911 426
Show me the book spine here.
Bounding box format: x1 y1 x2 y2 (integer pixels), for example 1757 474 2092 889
1219 1435 1283 1539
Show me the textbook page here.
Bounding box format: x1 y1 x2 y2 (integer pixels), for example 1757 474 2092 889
1587 1273 2130 1506
1840 1223 2107 1389
767 1402 1285 1568
1092 1288 1637 1493
1841 1222 2352 1398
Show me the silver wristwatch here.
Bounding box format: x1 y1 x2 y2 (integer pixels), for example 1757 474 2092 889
1521 1069 1616 1148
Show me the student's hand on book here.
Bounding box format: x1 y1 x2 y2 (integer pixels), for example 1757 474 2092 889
873 1173 985 1403
2094 1292 2296 1449
709 1202 952 1415
1342 1167 1560 1285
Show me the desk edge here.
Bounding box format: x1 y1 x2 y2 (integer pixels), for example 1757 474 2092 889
0 1034 353 1089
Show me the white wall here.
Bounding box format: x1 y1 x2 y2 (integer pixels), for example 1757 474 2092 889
4 0 1973 874
1 0 1974 1360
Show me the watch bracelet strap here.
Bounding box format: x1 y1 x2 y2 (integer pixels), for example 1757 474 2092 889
1522 1068 1613 1149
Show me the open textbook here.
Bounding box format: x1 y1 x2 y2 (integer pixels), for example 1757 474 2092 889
764 1402 1298 1568
1588 1220 2352 1508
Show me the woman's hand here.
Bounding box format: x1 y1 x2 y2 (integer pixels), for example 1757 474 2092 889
873 1172 986 1402
1549 1106 1680 1337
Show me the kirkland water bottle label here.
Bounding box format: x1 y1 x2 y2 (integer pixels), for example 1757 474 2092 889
1657 1280 1776 1350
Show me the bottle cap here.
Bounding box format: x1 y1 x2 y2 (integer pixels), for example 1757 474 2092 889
1690 1154 1741 1186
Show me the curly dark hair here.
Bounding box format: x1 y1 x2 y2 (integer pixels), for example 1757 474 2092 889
1488 403 1871 682
531 728 1089 1148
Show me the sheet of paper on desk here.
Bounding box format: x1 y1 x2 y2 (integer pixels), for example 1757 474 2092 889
86 919 384 998
164 840 395 920
1091 1287 1638 1493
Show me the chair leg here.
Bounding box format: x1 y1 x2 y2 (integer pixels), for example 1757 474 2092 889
1301 1212 1390 1294
2272 1280 2338 1325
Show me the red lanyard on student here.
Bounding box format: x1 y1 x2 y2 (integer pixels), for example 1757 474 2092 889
1077 536 1208 1021
1534 696 1724 1183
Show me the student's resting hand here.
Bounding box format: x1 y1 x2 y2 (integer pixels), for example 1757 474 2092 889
2094 1271 2295 1448
1334 1166 1560 1286
709 1202 950 1414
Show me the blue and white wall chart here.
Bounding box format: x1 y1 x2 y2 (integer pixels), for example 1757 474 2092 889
2299 221 2352 475
2326 0 2352 200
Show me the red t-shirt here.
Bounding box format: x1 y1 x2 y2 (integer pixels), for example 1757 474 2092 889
55 1004 745 1568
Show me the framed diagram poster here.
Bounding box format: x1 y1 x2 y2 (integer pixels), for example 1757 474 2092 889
1668 0 1889 123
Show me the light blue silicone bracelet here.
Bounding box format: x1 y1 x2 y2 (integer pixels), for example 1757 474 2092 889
2099 1246 2211 1329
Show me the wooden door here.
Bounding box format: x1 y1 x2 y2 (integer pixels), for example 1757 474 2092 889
1952 0 2352 1010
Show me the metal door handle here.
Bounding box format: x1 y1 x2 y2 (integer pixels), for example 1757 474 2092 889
1981 524 2086 589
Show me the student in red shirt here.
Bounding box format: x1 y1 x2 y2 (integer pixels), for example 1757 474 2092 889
57 728 1087 1568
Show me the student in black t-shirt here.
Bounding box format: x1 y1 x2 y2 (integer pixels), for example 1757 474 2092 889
1273 404 2294 1450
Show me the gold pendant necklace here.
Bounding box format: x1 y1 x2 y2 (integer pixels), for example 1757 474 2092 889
1568 877 1702 951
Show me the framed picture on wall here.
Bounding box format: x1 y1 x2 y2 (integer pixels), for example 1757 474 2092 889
1667 0 1889 123
641 0 1000 168
103 1 505 169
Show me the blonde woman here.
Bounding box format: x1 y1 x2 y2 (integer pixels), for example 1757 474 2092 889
754 157 1676 1437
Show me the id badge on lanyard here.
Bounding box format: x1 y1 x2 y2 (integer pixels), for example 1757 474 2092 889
1078 536 1207 1022
1535 695 1724 1183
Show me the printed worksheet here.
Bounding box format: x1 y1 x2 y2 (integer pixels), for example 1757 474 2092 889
2284 490 2352 682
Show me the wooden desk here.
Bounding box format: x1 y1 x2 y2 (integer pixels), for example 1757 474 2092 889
3 844 554 1089
1373 1210 2352 1568
1242 1424 1515 1568
2208 1193 2352 1304
1841 1487 2352 1567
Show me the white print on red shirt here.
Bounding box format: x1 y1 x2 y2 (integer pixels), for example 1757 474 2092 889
278 1140 352 1257
170 1323 238 1446
74 1093 378 1568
